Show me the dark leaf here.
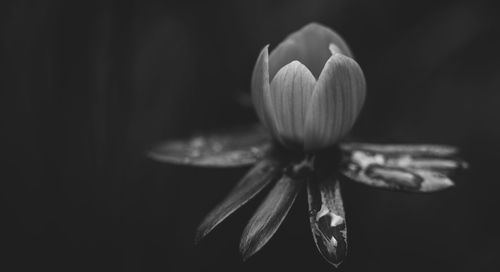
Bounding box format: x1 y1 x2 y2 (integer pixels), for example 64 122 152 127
307 176 347 268
340 143 468 192
149 125 271 167
196 157 282 242
240 172 304 260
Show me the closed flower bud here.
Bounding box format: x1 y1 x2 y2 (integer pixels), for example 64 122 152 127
251 23 366 151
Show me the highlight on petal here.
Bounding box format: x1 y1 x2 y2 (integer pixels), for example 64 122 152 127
304 53 366 151
269 60 316 148
240 173 304 260
269 22 353 79
339 143 468 192
329 43 341 55
149 125 271 167
196 157 282 242
251 46 277 132
307 176 347 268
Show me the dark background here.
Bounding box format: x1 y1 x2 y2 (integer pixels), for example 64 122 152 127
1 0 499 271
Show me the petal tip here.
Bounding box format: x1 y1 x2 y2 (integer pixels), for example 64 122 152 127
329 43 342 55
261 44 270 54
301 22 329 32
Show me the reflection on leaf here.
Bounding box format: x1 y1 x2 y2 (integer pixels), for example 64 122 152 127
149 125 271 167
340 143 468 192
307 176 347 268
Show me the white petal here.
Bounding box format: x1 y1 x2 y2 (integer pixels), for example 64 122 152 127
329 43 341 55
304 53 366 151
251 45 280 138
269 61 316 148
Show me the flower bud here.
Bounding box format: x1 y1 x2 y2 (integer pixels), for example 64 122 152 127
251 23 366 151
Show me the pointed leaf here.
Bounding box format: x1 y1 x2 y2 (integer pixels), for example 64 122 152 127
196 157 282 242
339 143 468 192
149 125 271 167
240 173 304 260
307 176 347 268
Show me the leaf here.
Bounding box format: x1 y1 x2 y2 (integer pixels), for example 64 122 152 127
240 173 304 260
196 157 282 242
341 142 459 156
149 125 271 167
339 143 468 192
307 176 347 268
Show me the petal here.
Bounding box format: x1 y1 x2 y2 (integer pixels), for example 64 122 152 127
268 39 304 79
339 142 468 192
149 125 271 167
269 61 316 148
269 22 353 79
240 173 304 260
307 176 347 268
304 53 366 151
251 46 275 130
196 156 282 242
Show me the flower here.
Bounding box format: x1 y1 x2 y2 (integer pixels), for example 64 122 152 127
149 22 468 269
251 23 366 151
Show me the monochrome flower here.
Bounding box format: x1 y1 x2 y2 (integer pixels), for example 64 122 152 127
252 23 365 151
149 23 467 268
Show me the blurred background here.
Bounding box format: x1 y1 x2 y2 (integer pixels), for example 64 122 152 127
1 0 499 271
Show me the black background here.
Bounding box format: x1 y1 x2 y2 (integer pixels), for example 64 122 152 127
1 0 499 271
